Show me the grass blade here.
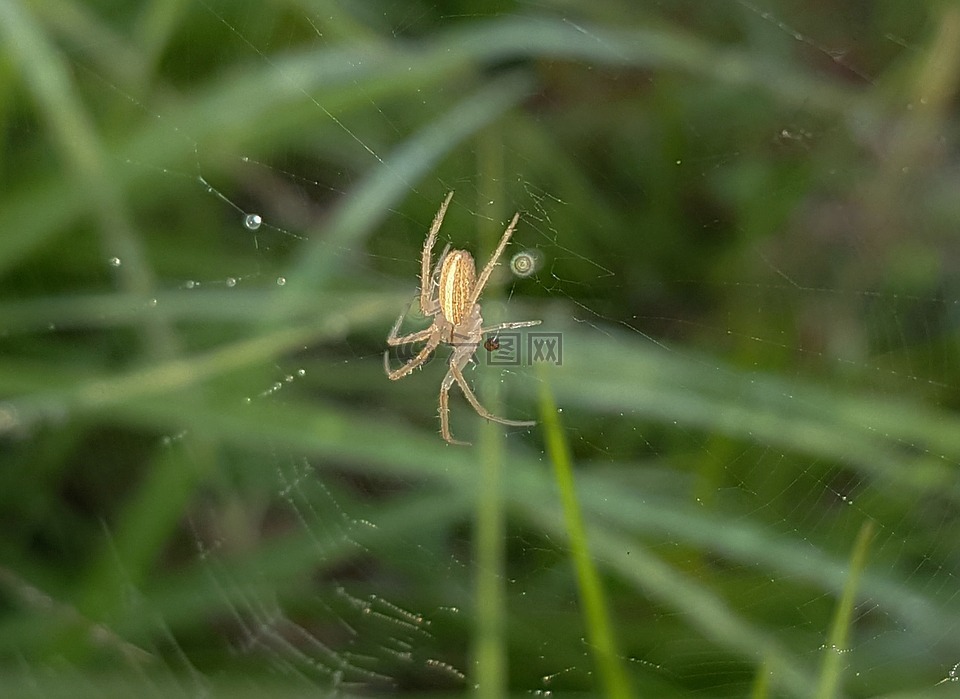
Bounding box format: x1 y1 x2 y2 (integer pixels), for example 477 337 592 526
538 373 632 699
815 519 876 699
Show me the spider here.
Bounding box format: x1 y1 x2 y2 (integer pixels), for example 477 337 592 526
384 191 541 445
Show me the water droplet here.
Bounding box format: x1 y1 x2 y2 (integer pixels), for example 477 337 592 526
276 276 286 286
225 277 237 287
510 250 542 278
108 256 122 267
184 280 196 289
243 213 262 230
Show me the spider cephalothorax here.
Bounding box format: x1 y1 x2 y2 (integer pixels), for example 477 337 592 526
384 191 541 445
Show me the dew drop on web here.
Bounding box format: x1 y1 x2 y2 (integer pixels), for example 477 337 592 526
510 249 542 278
243 213 262 230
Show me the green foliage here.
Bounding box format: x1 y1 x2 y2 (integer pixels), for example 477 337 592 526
1 1 959 697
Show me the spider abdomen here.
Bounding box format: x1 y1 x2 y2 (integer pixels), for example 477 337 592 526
438 249 476 325
385 192 539 444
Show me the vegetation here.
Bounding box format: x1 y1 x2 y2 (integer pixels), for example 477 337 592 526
1 1 958 697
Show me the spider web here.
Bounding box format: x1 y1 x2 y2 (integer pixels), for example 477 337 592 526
4 1 960 697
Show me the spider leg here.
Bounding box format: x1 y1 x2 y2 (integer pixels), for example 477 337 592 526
439 371 471 446
421 297 441 316
481 320 542 334
384 333 441 380
413 243 448 318
386 326 432 347
468 211 520 307
450 362 536 428
387 311 430 347
421 191 455 313
387 293 442 346
430 243 452 286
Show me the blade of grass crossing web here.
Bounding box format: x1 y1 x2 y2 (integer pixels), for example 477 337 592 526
538 373 632 699
0 1 176 359
473 416 508 699
815 519 876 699
749 657 772 699
471 129 509 699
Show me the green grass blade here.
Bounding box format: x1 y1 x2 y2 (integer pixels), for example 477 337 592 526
471 128 510 699
0 0 171 358
473 418 508 699
749 657 771 699
815 519 876 699
538 374 633 699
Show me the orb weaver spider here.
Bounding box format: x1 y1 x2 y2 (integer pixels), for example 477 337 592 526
384 191 541 445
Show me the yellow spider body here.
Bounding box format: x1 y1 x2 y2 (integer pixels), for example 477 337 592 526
383 192 540 445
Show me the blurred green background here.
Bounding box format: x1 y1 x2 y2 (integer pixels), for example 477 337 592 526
2 1 960 697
